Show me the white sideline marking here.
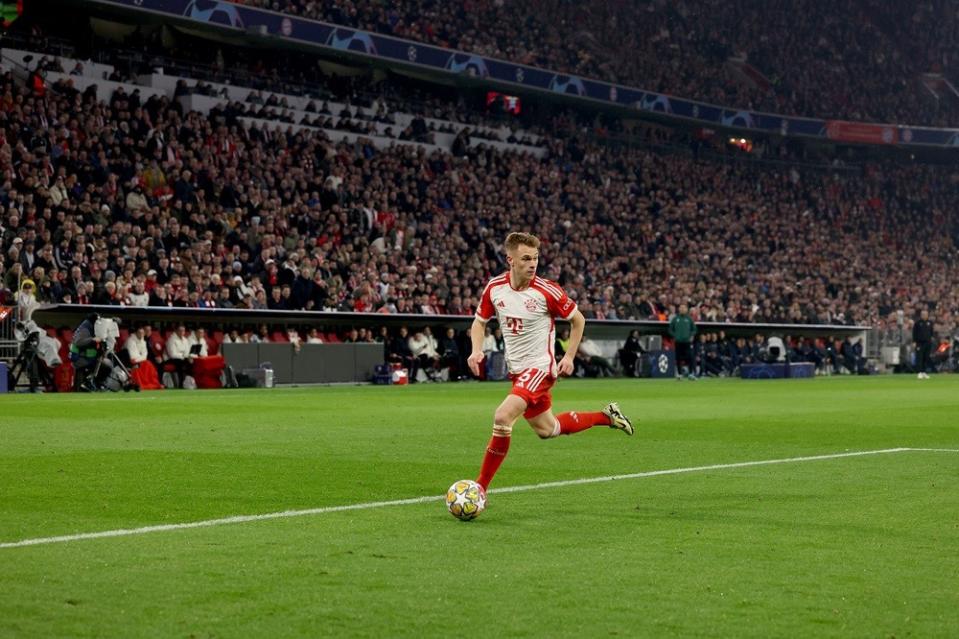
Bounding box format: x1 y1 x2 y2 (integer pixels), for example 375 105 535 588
0 447 953 550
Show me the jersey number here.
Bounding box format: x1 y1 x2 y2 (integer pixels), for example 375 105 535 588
515 369 534 389
505 316 524 335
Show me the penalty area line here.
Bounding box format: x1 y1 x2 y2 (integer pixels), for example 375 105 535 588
0 446 950 550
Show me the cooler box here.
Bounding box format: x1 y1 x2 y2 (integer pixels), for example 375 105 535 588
241 367 274 388
391 367 409 385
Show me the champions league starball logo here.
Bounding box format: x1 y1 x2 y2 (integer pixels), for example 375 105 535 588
445 54 489 78
549 75 586 96
658 354 669 374
637 93 672 113
326 28 378 55
722 110 755 129
183 0 244 28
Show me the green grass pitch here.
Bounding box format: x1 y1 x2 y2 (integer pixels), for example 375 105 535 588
1 376 958 637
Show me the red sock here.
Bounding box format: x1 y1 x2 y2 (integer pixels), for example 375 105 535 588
557 411 610 435
476 435 510 490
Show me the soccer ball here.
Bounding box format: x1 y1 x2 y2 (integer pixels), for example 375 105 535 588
446 479 487 521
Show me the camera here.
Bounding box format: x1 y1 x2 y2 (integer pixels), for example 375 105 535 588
9 319 61 392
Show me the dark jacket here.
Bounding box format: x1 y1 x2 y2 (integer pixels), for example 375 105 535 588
913 319 934 344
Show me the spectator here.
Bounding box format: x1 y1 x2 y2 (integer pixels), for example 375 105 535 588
619 330 645 377
577 337 617 378
387 326 416 374
408 327 441 382
16 278 39 321
438 327 463 381
124 325 163 390
164 324 194 388
127 281 149 307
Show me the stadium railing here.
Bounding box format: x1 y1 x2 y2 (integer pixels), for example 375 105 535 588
24 305 873 384
0 306 18 366
32 305 870 346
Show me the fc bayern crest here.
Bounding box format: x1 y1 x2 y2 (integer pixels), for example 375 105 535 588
525 299 538 312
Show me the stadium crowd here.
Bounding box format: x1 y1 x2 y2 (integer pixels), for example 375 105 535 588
232 0 959 126
13 27 549 147
2 62 959 343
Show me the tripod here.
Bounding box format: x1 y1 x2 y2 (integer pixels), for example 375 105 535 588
8 333 55 393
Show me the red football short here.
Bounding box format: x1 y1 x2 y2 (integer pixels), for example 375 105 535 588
509 367 556 419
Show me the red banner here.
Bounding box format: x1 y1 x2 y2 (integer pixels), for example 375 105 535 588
825 120 899 145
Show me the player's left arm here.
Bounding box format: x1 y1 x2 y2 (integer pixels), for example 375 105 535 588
557 309 586 376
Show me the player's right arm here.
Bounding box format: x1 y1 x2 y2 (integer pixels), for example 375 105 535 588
557 309 585 376
467 317 488 377
469 276 498 376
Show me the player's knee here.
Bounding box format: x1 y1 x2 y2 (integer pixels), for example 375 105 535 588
493 407 518 430
534 425 553 439
492 422 513 438
529 417 557 439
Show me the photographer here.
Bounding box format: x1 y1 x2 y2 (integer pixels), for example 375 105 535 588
70 313 111 391
10 317 60 393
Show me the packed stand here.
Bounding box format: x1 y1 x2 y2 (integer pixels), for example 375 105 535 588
2 62 959 352
9 25 549 147
232 0 959 126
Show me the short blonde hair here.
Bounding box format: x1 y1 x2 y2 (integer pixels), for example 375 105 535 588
504 232 540 252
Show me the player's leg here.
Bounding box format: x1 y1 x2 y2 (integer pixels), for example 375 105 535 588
524 379 634 437
528 405 634 437
476 394 527 490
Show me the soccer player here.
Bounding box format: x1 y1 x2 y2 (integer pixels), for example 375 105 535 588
466 232 634 491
